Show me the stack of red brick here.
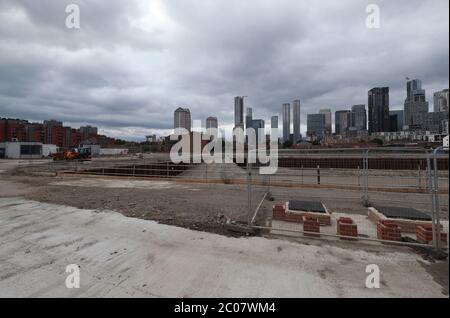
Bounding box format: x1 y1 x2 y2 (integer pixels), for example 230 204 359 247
377 220 402 241
337 217 358 240
311 214 332 226
303 216 320 237
416 225 448 244
273 204 286 220
272 204 309 223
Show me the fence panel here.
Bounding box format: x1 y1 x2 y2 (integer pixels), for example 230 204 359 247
249 148 449 250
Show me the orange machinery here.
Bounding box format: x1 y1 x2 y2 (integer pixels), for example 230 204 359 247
52 147 92 161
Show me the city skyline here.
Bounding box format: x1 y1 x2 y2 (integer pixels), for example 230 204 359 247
4 76 448 143
0 0 448 141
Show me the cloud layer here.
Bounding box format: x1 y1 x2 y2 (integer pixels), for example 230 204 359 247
0 0 448 140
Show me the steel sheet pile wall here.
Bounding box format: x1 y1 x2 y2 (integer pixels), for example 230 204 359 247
278 157 448 170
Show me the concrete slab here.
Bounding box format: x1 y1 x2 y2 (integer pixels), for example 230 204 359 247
0 197 446 297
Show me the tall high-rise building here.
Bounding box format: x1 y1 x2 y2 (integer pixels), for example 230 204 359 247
423 111 449 134
206 116 218 130
293 100 301 143
350 105 367 131
271 116 279 129
368 87 390 134
245 107 253 131
389 110 404 132
282 103 291 142
174 107 191 133
434 89 449 112
335 110 351 136
249 119 265 146
234 96 245 129
307 113 325 138
319 109 332 135
404 79 429 129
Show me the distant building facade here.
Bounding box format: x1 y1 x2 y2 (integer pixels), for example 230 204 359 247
423 111 449 134
307 113 325 138
319 108 332 135
335 110 351 136
282 103 291 142
293 100 301 143
368 87 390 134
271 116 279 129
79 125 98 141
174 107 192 133
234 96 245 129
206 116 218 130
350 105 367 131
146 135 158 143
248 119 265 146
245 107 253 131
389 110 404 132
433 89 449 113
0 118 105 148
404 79 429 129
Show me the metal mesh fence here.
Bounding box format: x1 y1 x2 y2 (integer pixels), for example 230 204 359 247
15 148 449 250
249 148 449 250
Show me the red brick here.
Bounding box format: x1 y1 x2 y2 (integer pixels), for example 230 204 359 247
273 204 286 221
303 217 320 237
377 221 402 241
337 217 358 240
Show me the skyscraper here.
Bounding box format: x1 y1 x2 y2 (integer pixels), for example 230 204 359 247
282 103 291 143
389 110 404 132
307 113 325 138
234 96 244 129
293 100 301 143
319 108 332 135
206 116 218 130
245 107 253 131
350 105 367 131
404 79 429 129
434 89 449 112
174 107 191 133
335 110 351 136
271 116 279 129
249 119 265 146
368 87 390 134
423 111 449 134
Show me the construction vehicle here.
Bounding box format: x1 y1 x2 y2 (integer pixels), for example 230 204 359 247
52 147 92 161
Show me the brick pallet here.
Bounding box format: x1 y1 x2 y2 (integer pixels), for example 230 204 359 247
416 225 448 244
337 217 358 240
303 216 320 237
377 220 402 241
273 204 286 221
272 204 329 224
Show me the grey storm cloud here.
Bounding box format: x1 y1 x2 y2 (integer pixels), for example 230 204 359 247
0 0 448 140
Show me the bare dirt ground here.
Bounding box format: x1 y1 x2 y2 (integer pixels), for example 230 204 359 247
2 159 448 237
25 178 253 236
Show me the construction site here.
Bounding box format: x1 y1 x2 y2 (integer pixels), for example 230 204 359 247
0 148 449 297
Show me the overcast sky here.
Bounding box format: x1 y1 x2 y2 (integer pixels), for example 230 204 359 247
0 0 448 140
